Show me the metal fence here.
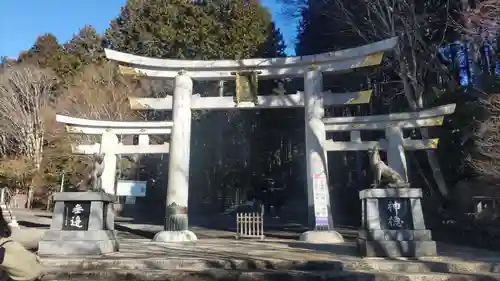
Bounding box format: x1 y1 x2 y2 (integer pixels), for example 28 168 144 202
236 204 265 240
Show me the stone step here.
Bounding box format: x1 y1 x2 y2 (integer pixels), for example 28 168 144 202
41 258 343 272
40 257 500 275
42 269 500 281
342 259 500 274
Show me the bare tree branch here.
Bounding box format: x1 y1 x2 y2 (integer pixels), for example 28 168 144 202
0 65 54 164
468 93 500 179
55 62 143 121
0 65 55 207
457 0 500 47
332 0 456 198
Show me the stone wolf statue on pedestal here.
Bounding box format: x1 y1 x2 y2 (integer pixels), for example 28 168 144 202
368 145 407 188
75 153 105 192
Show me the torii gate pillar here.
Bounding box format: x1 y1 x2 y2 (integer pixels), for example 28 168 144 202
299 67 344 243
153 71 197 242
100 131 119 195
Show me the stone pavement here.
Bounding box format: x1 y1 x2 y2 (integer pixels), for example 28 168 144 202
41 237 500 267
9 208 500 281
41 238 500 280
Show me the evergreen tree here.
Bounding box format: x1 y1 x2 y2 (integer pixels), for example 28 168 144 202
258 22 287 58
17 33 78 78
18 33 62 66
104 0 275 60
64 25 105 67
296 0 366 55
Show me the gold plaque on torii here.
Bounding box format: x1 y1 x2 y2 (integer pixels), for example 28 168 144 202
234 71 259 104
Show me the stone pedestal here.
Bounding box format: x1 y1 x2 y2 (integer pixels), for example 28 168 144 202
356 188 437 257
38 192 118 256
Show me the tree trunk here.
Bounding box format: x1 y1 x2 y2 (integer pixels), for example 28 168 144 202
397 49 450 198
422 129 449 198
27 136 43 209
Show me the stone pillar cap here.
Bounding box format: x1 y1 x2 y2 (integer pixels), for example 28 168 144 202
53 192 117 202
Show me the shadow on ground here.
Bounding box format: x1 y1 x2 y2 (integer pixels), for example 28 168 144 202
18 220 49 228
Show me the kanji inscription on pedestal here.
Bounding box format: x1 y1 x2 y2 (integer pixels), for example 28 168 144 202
62 202 91 231
378 198 413 230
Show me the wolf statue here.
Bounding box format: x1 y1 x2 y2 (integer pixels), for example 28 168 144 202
368 145 408 188
75 153 105 192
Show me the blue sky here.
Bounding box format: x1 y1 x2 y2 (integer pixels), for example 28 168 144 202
0 0 297 59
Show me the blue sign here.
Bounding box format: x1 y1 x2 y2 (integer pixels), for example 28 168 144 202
116 180 147 197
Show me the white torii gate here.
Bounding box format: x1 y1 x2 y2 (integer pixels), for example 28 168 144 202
56 115 172 195
102 37 401 243
324 104 456 182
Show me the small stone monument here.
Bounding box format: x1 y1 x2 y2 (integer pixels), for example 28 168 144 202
38 192 118 256
39 156 118 256
356 146 437 257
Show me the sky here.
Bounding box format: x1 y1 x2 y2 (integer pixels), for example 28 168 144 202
0 0 297 59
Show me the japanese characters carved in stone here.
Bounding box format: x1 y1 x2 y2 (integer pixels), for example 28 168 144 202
63 202 90 230
368 145 407 188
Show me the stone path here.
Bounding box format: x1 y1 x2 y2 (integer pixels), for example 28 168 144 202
10 208 500 281
42 237 500 265
12 208 500 264
41 238 500 280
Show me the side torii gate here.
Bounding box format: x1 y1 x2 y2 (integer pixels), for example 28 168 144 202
55 115 172 195
324 104 456 182
102 37 401 242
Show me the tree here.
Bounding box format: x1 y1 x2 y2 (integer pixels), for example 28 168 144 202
0 65 56 208
458 0 500 47
50 62 147 191
0 157 37 193
467 92 500 179
258 22 287 58
18 34 75 78
105 0 274 60
324 0 459 198
104 0 290 211
56 62 140 121
64 25 106 69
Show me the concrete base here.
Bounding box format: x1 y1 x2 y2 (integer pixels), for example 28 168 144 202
42 230 117 240
153 230 197 242
299 230 344 244
357 229 432 241
38 239 119 256
357 238 437 258
38 230 119 256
